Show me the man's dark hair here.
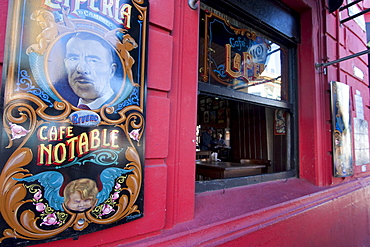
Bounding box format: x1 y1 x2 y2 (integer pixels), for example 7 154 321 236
67 32 116 62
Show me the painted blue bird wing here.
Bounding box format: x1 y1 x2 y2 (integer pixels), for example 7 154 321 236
14 171 65 211
96 167 133 205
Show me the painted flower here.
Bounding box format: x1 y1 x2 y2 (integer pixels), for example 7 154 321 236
128 129 141 141
35 202 46 212
40 213 59 226
9 122 31 140
100 204 115 217
34 189 42 201
112 191 120 200
115 183 121 190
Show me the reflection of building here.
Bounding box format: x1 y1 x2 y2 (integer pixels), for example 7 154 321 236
242 77 282 100
2 0 370 246
238 43 282 100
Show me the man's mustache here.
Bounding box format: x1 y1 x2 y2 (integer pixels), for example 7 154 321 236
73 76 94 83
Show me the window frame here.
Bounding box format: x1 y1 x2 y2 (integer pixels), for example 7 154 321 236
196 1 299 193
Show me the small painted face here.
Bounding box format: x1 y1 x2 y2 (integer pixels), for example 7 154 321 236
35 15 47 29
64 37 117 103
66 192 94 212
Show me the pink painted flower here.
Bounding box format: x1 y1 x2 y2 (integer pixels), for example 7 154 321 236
111 192 120 200
129 129 140 141
100 204 115 216
34 189 42 201
115 183 121 190
35 202 46 212
40 213 58 226
9 122 31 140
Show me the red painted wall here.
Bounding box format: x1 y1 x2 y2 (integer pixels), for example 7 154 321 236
0 0 370 246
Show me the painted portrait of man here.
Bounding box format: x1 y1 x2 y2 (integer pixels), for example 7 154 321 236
52 32 120 110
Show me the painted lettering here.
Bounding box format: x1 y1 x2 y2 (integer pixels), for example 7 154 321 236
90 129 100 150
42 0 132 27
78 132 90 157
229 37 246 51
37 126 48 141
111 129 119 148
70 113 99 125
49 126 58 141
254 63 265 78
102 0 114 18
66 136 79 161
88 0 99 12
37 126 74 141
120 4 132 29
53 143 67 164
38 144 53 166
225 44 266 82
225 44 244 79
37 127 121 166
102 129 110 147
243 51 253 70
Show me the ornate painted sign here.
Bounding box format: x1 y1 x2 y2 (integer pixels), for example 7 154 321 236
0 0 148 245
199 7 285 101
330 81 353 177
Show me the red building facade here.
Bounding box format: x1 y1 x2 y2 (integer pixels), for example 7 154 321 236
1 0 370 246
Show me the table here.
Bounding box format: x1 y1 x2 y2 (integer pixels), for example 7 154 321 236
196 161 267 179
214 147 231 160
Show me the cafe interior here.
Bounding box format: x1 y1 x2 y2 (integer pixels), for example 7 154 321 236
196 94 290 180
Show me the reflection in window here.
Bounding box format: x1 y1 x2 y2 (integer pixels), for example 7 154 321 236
199 9 288 101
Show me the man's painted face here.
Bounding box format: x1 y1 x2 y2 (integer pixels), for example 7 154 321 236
66 191 95 212
64 37 117 103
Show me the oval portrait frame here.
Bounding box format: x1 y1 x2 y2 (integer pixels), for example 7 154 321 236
44 19 134 111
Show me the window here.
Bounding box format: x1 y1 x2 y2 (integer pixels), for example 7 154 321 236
196 2 299 192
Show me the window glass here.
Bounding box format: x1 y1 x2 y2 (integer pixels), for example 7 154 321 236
196 4 297 190
199 8 289 101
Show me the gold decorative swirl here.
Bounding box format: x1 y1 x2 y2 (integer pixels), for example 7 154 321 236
121 112 144 148
0 147 143 241
3 96 71 149
6 94 71 121
53 100 70 112
0 148 73 242
99 105 142 125
132 0 147 21
132 0 145 4
4 100 37 149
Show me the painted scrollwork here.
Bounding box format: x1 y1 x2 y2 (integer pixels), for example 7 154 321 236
0 94 143 243
3 96 70 149
0 146 141 242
